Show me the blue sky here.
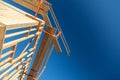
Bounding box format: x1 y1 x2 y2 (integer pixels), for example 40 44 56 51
3 0 120 80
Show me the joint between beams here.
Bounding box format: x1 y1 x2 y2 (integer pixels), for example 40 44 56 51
10 44 17 63
25 14 45 30
39 29 62 39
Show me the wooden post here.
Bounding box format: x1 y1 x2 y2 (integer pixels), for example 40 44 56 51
0 23 6 59
10 44 17 63
53 38 62 53
42 14 52 27
27 27 56 80
26 27 32 37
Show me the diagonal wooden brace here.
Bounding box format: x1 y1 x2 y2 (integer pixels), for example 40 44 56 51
53 38 62 53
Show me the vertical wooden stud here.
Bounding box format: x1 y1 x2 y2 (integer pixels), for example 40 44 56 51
0 23 6 59
10 44 17 63
26 27 31 37
27 27 56 80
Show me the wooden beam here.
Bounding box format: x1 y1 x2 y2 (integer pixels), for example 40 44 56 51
0 58 11 67
53 38 62 53
10 44 17 63
5 28 37 38
25 14 45 30
0 62 22 79
1 51 13 59
6 23 38 30
0 1 39 30
27 27 56 80
0 48 33 71
3 65 23 80
9 69 22 80
13 0 51 15
26 27 32 37
27 52 34 58
3 32 41 49
42 14 52 27
33 35 39 48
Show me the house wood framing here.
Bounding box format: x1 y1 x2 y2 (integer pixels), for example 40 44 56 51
0 0 70 80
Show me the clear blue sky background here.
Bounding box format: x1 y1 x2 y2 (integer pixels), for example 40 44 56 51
4 0 120 80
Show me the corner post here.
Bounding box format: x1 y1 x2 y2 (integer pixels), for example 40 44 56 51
0 23 6 60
